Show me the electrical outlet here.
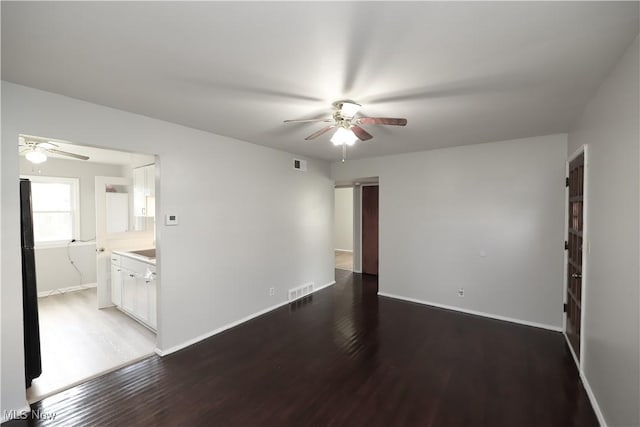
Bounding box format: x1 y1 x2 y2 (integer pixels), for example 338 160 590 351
457 288 465 297
269 287 275 296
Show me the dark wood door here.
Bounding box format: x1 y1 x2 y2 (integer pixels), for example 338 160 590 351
362 186 379 275
566 153 584 359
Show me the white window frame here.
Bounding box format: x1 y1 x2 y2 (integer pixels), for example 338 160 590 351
21 175 81 248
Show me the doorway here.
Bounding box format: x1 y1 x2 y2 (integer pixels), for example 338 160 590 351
18 135 159 402
565 146 587 364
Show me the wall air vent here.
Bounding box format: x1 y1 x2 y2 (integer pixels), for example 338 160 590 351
288 282 314 301
293 158 307 171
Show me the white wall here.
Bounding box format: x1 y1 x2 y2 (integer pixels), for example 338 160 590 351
332 134 568 329
567 35 639 427
19 157 125 292
1 82 334 416
334 187 353 251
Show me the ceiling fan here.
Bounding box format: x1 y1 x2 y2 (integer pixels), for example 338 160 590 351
284 100 407 149
19 136 90 164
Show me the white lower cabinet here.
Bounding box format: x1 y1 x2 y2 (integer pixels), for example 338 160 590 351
148 278 157 329
134 275 149 323
110 256 122 306
121 269 137 314
111 253 157 332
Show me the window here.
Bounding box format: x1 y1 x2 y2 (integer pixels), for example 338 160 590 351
21 176 80 245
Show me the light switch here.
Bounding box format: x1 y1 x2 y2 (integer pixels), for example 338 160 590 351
165 214 179 226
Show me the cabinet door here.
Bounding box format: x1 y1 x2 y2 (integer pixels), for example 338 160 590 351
106 193 129 233
110 264 122 306
148 279 157 329
121 269 136 314
134 277 149 323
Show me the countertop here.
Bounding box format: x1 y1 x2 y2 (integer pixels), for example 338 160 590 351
112 249 156 265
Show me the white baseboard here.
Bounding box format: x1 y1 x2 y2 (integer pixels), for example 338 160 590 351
377 292 562 332
563 333 607 427
1 403 31 423
37 283 97 298
156 280 336 357
563 331 580 369
579 367 608 427
334 248 353 253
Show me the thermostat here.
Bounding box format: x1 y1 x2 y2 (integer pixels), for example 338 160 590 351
165 214 179 226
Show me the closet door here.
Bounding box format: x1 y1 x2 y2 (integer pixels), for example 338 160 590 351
362 186 379 276
566 152 584 360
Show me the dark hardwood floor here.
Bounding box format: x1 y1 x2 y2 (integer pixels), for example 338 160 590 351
5 269 598 426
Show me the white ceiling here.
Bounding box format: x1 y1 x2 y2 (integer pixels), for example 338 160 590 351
19 135 154 167
2 2 638 161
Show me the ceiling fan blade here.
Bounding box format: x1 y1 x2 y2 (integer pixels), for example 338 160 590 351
304 126 335 141
284 118 332 124
47 148 90 161
357 117 407 126
351 126 373 141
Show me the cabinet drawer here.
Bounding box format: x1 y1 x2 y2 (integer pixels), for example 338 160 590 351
110 253 121 266
121 256 155 275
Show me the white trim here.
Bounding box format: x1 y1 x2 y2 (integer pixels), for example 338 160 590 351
579 365 608 427
155 280 336 357
334 248 353 253
378 292 562 332
580 145 589 369
1 404 32 424
563 334 607 426
37 283 97 298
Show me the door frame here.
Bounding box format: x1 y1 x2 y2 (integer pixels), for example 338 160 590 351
563 144 589 371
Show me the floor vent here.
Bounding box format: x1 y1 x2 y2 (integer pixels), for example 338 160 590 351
288 283 314 301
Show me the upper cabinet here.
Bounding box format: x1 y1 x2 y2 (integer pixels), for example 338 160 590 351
133 164 155 220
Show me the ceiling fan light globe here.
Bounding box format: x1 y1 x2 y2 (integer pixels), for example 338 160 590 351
331 127 358 146
26 148 47 164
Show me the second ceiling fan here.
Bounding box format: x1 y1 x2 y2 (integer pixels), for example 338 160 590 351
284 100 407 146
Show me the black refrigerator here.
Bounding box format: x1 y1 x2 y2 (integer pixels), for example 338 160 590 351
20 178 42 387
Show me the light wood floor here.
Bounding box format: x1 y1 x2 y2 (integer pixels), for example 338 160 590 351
27 288 156 403
335 250 353 270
